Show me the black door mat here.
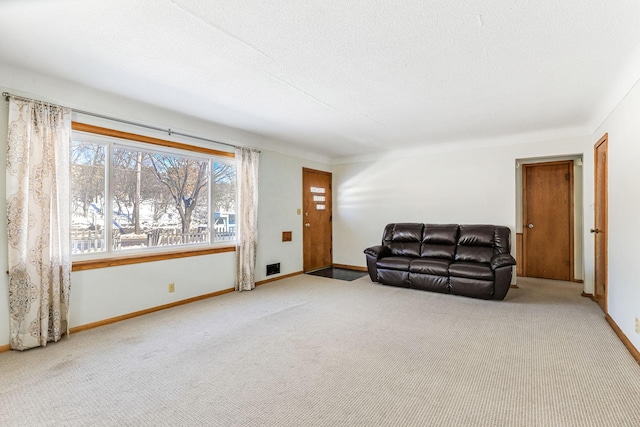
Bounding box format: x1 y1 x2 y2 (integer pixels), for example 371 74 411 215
306 267 368 281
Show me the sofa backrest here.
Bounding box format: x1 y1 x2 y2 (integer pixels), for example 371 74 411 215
421 224 459 259
382 223 423 257
381 223 511 263
455 225 511 264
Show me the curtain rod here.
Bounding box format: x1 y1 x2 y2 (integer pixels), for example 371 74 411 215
2 91 257 152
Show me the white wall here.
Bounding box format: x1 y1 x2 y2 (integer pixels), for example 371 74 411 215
71 253 236 327
594 79 640 351
332 136 593 288
0 68 330 346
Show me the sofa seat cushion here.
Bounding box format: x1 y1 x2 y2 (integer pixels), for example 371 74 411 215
409 258 451 276
377 256 412 271
448 262 494 280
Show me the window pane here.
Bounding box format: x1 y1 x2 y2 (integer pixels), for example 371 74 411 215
71 140 106 254
112 146 210 251
213 162 236 242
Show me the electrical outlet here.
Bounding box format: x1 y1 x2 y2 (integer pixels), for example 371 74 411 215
168 283 175 293
636 316 640 334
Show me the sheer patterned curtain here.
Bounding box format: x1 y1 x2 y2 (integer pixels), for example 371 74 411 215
235 147 259 291
6 96 72 350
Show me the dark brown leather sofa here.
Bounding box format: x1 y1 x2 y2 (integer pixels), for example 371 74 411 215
364 223 516 300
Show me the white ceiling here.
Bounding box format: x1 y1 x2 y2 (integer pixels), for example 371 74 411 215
1 0 640 159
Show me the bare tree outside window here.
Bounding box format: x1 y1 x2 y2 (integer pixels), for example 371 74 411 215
147 151 209 235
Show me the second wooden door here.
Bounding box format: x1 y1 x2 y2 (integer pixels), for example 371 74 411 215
523 161 574 280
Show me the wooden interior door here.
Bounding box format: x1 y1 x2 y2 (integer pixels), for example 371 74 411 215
302 168 332 272
593 134 608 312
523 161 574 280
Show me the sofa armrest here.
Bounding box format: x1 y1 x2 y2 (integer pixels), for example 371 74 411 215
490 253 516 271
364 245 389 283
364 245 390 259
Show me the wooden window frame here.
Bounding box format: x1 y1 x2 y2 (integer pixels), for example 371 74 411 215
71 122 236 271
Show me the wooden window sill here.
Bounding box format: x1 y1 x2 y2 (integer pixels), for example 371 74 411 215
72 246 236 272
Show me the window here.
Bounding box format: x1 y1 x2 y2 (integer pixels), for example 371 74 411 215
71 124 236 258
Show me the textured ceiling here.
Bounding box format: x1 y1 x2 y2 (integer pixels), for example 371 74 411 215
1 0 640 159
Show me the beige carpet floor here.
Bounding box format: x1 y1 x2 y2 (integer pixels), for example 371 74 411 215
1 274 639 426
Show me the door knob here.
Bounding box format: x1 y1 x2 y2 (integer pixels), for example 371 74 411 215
590 228 600 234
304 223 311 228
527 223 534 229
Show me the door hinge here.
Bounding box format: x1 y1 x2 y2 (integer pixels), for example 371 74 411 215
329 215 332 222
